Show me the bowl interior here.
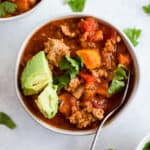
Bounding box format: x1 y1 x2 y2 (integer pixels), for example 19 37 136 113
15 14 140 135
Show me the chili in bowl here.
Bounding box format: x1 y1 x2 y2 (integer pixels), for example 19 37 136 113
15 15 139 135
0 0 42 21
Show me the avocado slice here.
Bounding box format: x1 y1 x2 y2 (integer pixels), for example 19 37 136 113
21 51 52 96
35 84 58 119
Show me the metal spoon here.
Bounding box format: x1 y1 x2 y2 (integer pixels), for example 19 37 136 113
90 71 131 150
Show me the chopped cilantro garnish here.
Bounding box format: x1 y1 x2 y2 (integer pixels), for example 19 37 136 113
143 4 150 14
54 56 83 90
108 64 128 95
143 141 150 150
0 112 16 129
54 73 70 91
65 0 86 12
0 1 17 17
124 28 141 47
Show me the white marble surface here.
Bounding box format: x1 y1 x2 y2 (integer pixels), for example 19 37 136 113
0 0 150 150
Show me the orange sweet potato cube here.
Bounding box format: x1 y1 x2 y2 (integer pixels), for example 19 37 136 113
76 49 101 69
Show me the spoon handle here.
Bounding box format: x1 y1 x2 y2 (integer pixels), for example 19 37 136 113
90 71 130 150
90 108 117 150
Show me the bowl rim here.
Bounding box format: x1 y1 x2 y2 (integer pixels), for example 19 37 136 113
15 13 140 136
0 0 43 22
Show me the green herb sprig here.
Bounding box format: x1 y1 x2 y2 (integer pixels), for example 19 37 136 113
54 55 83 90
0 1 17 17
143 141 150 150
124 28 141 47
65 0 86 12
108 64 128 95
143 4 150 14
0 112 16 129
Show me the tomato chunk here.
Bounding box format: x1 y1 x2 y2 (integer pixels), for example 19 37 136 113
79 72 96 84
80 17 98 33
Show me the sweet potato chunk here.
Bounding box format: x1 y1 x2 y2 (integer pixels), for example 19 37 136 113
118 53 131 66
11 0 37 12
76 49 101 69
96 81 109 97
14 0 30 12
59 93 78 117
29 0 37 6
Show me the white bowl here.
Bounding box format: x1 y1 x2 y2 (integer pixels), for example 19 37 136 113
0 0 43 22
15 14 140 136
136 134 150 150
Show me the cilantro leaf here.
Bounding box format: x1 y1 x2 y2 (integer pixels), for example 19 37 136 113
108 64 128 95
114 65 127 80
59 57 71 70
54 56 83 90
0 4 6 17
143 4 150 14
65 0 86 12
69 67 78 79
124 28 141 47
54 73 70 91
66 55 83 70
75 56 84 68
3 1 17 13
108 79 125 95
0 112 16 129
0 1 17 17
143 141 150 150
59 55 83 79
60 55 79 72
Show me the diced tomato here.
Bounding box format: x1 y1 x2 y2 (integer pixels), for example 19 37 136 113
79 72 96 84
80 17 98 33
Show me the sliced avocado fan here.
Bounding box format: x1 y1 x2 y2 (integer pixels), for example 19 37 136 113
21 51 52 96
35 84 58 119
